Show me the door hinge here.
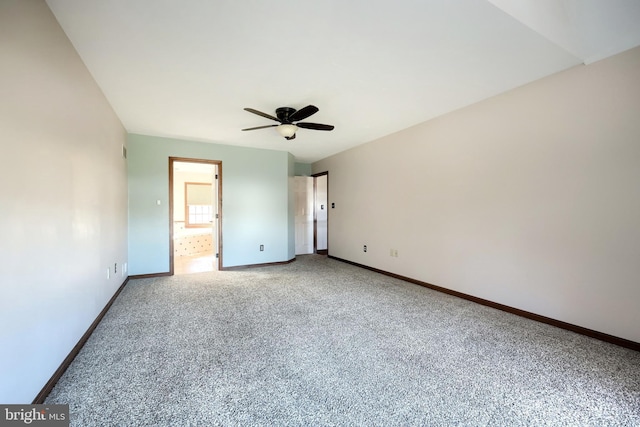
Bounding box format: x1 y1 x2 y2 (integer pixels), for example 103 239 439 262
215 174 218 179
215 213 219 219
216 253 219 258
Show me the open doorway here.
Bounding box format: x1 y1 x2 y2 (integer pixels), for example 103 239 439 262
294 172 328 255
169 157 222 274
314 172 328 255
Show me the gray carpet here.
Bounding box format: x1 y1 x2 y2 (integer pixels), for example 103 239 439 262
46 255 640 426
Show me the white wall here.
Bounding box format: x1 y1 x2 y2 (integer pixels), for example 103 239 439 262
314 46 640 343
0 0 128 403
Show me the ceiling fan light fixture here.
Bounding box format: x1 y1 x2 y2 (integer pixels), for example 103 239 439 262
277 124 298 139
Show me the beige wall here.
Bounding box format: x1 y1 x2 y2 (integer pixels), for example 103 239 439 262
0 1 128 402
314 46 640 343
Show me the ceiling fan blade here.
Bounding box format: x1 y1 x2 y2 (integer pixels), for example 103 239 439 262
244 108 280 122
296 122 334 131
242 124 278 131
289 105 319 122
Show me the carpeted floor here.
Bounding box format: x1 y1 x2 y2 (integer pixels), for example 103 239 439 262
46 255 640 426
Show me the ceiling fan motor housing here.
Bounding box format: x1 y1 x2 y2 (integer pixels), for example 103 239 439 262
276 107 296 124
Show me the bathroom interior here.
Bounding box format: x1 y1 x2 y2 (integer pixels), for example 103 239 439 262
172 161 217 274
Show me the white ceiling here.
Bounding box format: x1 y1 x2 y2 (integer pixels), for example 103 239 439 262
46 0 640 163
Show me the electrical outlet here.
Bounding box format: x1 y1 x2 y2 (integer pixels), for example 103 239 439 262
390 249 399 257
260 244 264 251
363 245 367 252
114 263 117 274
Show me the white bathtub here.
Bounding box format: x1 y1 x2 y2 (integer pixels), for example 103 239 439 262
173 223 213 256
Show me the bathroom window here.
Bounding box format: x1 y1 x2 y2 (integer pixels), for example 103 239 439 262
185 182 213 228
187 205 213 226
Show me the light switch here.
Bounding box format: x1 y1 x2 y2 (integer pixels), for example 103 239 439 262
156 200 161 205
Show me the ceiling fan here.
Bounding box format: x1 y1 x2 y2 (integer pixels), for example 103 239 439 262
242 105 334 140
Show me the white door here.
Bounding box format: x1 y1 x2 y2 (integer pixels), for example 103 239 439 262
295 176 314 254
